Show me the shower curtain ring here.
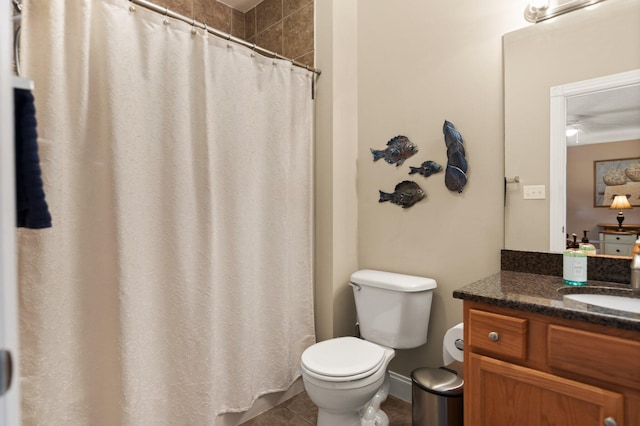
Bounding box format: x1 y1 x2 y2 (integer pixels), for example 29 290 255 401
163 7 170 25
191 19 197 34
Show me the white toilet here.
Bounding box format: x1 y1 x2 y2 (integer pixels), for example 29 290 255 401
301 269 437 426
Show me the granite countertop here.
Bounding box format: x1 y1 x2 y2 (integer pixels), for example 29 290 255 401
453 270 640 331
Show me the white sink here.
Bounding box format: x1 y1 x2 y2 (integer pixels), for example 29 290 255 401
564 294 640 314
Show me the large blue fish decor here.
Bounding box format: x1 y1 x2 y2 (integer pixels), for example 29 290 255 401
443 120 468 193
371 135 418 167
379 180 426 209
409 160 442 178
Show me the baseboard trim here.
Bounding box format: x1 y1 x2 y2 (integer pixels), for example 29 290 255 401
388 371 412 403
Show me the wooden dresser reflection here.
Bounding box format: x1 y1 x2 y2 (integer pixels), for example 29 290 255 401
598 224 640 256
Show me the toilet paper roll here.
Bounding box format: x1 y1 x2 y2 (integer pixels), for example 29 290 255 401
443 322 464 364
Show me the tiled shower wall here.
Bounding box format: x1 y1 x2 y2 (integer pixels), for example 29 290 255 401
152 0 314 67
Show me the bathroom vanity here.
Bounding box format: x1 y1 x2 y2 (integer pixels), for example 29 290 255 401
454 271 640 426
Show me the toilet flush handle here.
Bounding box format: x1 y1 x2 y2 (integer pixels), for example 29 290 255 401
349 282 361 291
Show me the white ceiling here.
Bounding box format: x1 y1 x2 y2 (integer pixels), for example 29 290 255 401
219 0 263 13
566 83 640 146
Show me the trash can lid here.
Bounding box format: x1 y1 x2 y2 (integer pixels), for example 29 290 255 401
411 367 464 396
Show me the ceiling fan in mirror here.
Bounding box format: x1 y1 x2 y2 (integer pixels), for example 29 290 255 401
565 83 640 145
565 116 625 145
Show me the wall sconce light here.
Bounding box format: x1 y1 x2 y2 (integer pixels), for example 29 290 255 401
524 0 549 22
529 0 550 12
525 0 609 23
609 194 632 231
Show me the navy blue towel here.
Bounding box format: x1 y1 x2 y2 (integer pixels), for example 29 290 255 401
14 88 52 229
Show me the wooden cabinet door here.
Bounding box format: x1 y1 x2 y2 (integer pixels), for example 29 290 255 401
467 353 624 426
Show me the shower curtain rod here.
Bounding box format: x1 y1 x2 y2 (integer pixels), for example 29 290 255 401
128 0 321 76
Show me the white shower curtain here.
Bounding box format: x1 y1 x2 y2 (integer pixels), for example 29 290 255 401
17 0 315 424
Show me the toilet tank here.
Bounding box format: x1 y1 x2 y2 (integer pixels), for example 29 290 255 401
350 269 437 349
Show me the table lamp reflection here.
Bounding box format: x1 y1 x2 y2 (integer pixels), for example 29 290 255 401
610 195 632 231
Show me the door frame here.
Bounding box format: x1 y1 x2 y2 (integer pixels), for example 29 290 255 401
0 2 21 424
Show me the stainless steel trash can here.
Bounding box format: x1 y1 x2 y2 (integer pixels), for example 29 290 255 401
411 367 463 426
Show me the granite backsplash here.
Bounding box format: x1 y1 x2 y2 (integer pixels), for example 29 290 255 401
501 249 631 284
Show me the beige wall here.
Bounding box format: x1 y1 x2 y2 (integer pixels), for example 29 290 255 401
314 0 360 341
504 0 640 252
567 140 640 243
316 0 527 378
356 1 525 376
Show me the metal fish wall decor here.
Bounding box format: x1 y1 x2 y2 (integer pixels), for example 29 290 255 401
409 160 442 178
443 120 468 193
371 135 418 167
379 180 426 209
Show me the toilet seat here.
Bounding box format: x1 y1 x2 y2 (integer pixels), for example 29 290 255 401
301 337 387 382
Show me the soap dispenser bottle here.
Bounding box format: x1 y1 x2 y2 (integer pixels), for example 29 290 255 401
563 245 587 286
578 230 597 256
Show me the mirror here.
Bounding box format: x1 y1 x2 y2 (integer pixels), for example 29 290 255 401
551 72 640 253
503 0 640 256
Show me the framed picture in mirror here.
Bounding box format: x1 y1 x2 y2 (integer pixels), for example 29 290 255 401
594 157 640 207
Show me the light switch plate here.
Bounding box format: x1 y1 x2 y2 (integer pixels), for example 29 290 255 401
523 185 545 200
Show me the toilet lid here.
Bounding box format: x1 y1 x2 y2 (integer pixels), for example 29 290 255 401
301 337 386 378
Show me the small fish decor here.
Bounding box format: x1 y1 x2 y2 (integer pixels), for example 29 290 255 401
379 180 426 209
371 135 418 167
443 120 468 193
409 160 442 178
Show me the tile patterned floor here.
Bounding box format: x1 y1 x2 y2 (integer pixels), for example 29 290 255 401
241 390 412 425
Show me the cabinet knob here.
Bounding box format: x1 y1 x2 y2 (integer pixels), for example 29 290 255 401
488 332 499 342
604 417 618 426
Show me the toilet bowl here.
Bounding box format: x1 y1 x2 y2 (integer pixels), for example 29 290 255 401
301 337 395 426
301 270 437 426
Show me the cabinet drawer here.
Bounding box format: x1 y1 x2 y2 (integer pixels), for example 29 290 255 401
468 309 528 361
603 242 632 257
601 232 637 243
548 325 640 389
